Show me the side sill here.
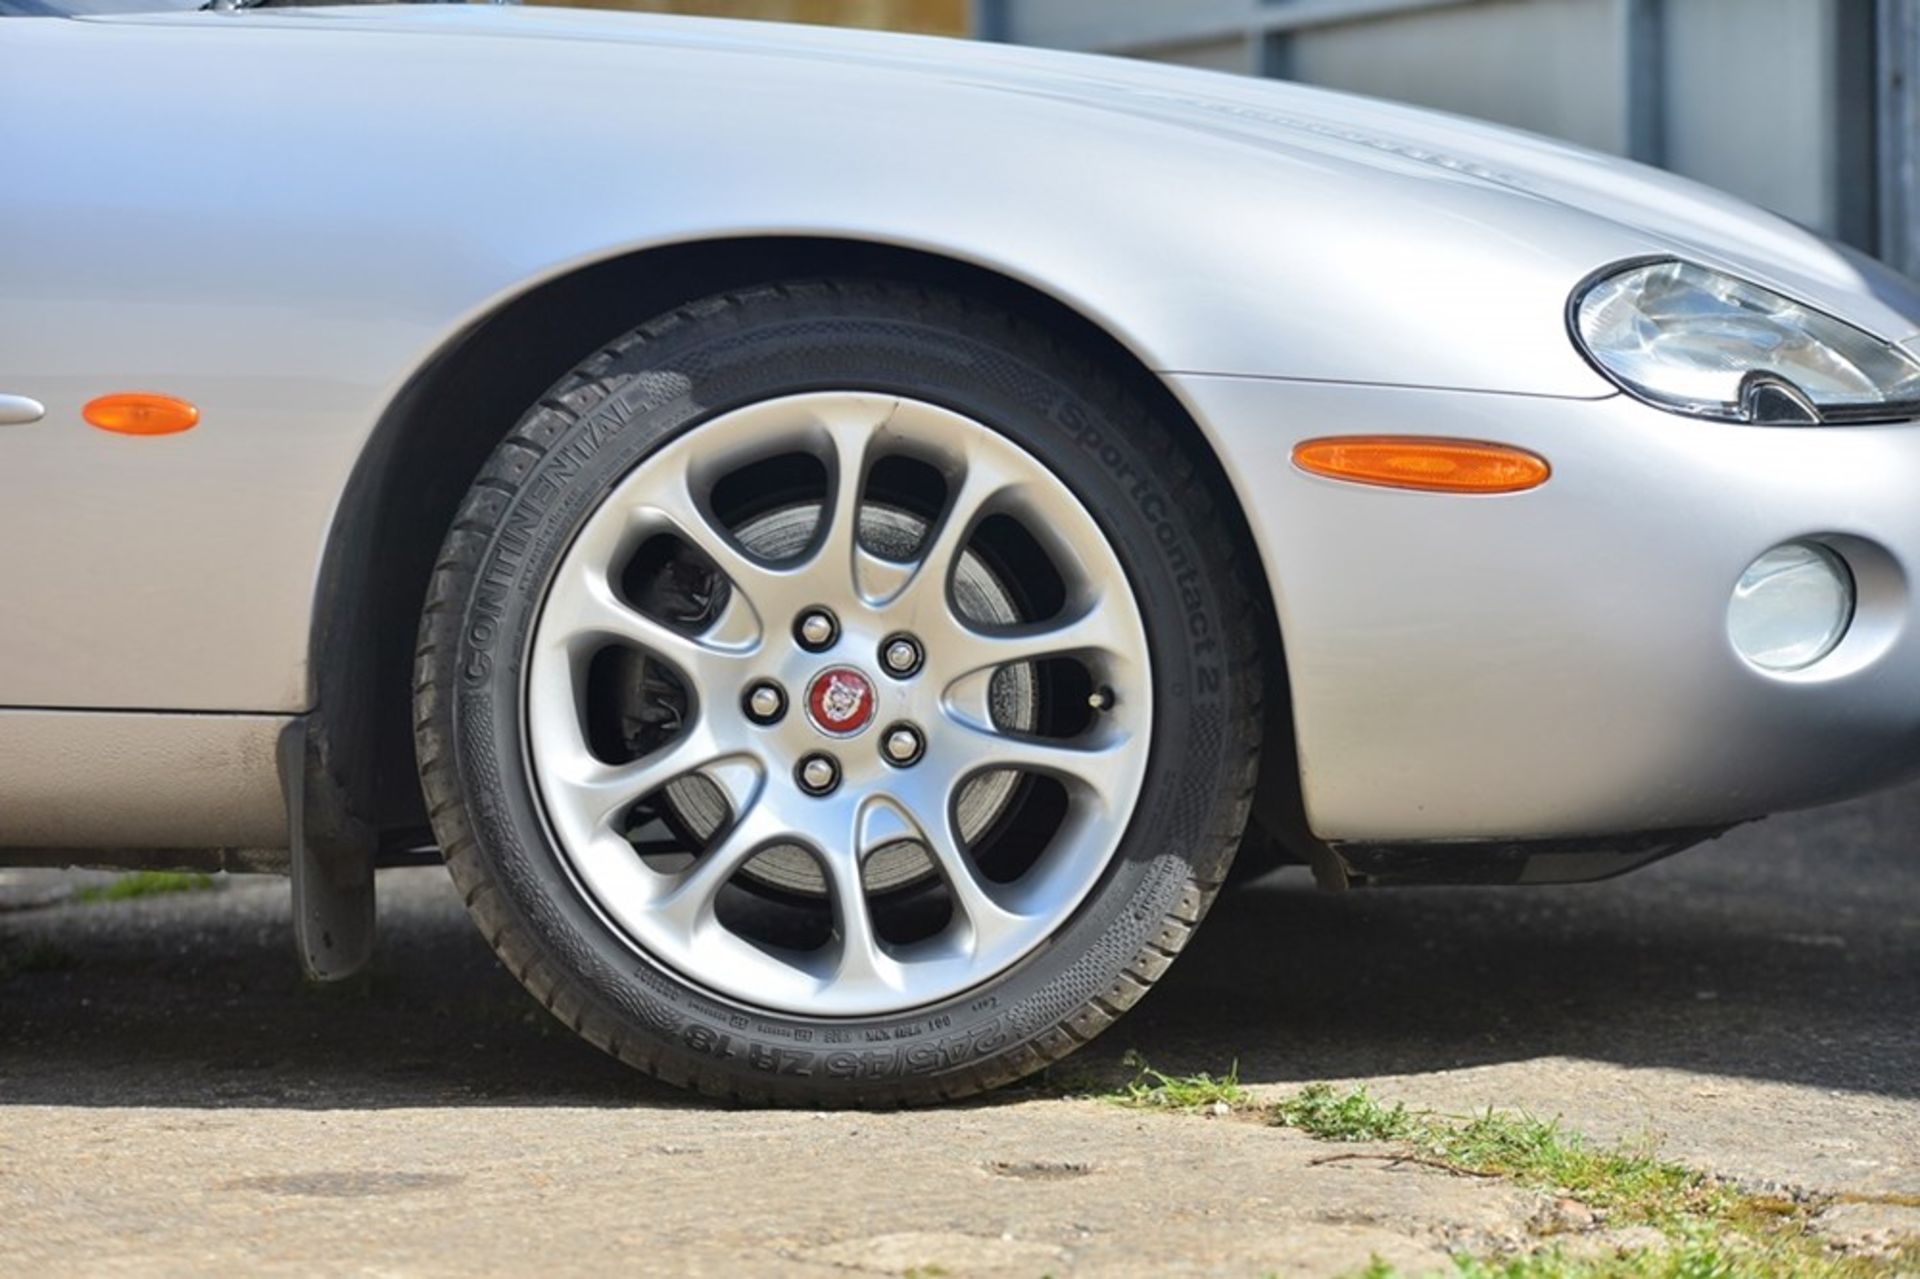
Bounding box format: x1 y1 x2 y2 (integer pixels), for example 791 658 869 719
0 708 292 854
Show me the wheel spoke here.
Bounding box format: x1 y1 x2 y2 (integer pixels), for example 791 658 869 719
915 806 1025 953
546 726 758 839
888 460 1019 614
636 472 789 620
936 595 1128 687
854 550 916 605
936 599 1131 727
854 794 918 857
940 723 1134 809
651 799 780 933
823 813 894 987
542 564 740 680
956 600 1126 669
705 588 762 651
804 403 892 592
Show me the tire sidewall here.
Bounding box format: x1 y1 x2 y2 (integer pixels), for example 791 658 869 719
439 290 1243 1099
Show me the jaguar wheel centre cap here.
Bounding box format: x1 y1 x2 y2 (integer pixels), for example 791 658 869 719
805 667 877 737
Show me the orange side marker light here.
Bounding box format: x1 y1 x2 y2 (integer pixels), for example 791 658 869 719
83 393 199 436
1292 436 1550 494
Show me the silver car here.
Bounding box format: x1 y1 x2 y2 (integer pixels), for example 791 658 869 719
4 1 1917 1104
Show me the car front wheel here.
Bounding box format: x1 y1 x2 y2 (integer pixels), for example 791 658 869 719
414 280 1261 1103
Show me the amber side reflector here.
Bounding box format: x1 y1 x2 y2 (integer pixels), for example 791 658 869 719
82 393 199 436
1292 436 1550 494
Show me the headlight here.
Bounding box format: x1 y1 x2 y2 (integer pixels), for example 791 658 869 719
1572 260 1920 425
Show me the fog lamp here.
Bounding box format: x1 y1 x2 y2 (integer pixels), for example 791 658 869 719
1728 542 1853 671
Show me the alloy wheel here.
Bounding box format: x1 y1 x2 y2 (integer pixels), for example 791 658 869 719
525 393 1153 1017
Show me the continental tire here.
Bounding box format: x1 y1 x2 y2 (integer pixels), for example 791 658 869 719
413 280 1261 1104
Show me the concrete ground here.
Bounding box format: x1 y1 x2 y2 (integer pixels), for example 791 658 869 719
1 782 1916 1276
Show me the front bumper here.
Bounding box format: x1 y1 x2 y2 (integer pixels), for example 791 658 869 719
1174 374 1920 842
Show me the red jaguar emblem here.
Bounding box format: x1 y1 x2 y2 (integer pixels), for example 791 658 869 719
805 667 877 737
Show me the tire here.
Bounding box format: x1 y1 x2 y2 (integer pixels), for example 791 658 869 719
414 280 1261 1104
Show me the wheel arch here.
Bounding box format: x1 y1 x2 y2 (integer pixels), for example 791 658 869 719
307 235 1298 852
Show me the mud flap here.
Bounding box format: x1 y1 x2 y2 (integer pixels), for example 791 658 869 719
276 719 376 980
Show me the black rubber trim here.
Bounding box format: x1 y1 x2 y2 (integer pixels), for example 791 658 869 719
1330 824 1743 887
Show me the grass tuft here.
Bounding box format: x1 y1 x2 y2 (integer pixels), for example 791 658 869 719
75 871 214 904
1426 1110 1733 1228
1274 1086 1724 1224
1109 1050 1249 1112
1272 1082 1416 1143
1366 1231 1913 1278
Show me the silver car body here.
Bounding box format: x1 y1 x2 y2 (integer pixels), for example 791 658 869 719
2 7 1917 855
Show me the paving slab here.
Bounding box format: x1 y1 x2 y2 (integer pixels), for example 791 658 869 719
2 782 1915 1275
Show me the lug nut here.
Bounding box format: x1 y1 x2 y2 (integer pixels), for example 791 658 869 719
797 753 841 796
882 725 924 767
795 608 839 651
744 681 787 724
1088 686 1116 713
881 635 924 677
